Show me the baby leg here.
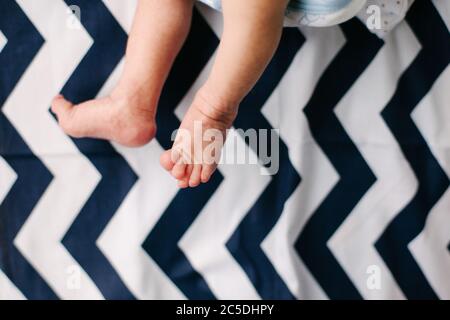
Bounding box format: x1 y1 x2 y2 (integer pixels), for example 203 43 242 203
52 0 195 147
161 0 289 187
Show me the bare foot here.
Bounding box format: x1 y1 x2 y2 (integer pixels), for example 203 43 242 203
160 90 237 188
51 89 157 148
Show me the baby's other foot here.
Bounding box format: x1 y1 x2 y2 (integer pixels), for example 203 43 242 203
160 90 237 188
51 90 156 147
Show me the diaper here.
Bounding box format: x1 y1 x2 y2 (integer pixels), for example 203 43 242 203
197 0 410 37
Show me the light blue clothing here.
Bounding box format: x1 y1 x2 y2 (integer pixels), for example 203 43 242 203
199 0 352 15
288 0 352 14
197 0 409 36
198 0 362 27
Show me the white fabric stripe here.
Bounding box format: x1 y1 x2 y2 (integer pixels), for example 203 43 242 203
0 12 22 302
0 157 16 207
262 26 345 299
410 65 450 299
0 270 26 300
98 0 184 299
6 0 102 299
0 159 23 299
179 7 267 299
0 30 7 53
96 61 184 299
330 22 420 299
432 0 450 31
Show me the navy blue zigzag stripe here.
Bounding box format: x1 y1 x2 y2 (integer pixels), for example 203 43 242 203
376 0 450 300
295 19 383 299
0 0 56 299
143 10 220 300
60 0 137 300
227 28 304 300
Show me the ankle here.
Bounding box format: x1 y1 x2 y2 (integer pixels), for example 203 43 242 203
110 83 157 120
194 87 239 125
112 79 158 107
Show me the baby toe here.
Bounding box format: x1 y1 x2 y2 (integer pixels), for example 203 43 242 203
189 164 202 188
201 164 217 184
178 179 189 189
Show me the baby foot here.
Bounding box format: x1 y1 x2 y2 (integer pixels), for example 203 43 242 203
51 88 157 147
160 90 237 188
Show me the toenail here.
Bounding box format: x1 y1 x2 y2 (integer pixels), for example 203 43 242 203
189 180 199 187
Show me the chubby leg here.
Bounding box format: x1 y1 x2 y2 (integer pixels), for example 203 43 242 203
52 0 195 147
161 0 289 187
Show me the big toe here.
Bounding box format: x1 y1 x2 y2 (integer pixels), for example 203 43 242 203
51 95 79 135
51 95 73 118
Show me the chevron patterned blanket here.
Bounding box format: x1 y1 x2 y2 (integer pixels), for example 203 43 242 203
0 0 449 300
